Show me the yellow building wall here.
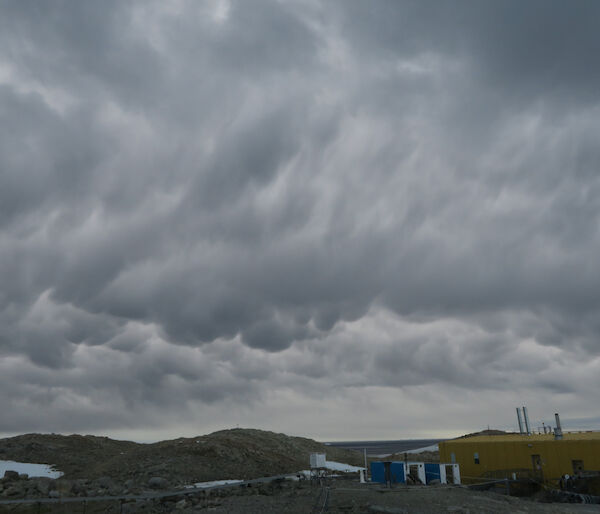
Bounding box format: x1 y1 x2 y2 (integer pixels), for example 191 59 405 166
439 435 600 485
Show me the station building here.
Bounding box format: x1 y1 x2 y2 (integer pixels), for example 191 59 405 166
439 431 600 485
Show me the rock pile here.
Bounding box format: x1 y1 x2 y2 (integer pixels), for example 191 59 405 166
1 470 58 499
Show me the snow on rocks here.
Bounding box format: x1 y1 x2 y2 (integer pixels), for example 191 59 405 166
183 459 363 489
323 460 365 472
184 479 243 489
296 459 366 478
0 460 63 479
409 443 439 453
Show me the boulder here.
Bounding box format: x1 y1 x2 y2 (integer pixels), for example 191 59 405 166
148 476 169 490
48 490 60 499
35 479 51 496
3 470 19 481
5 485 25 497
70 479 88 496
91 476 121 495
55 479 74 496
94 476 115 489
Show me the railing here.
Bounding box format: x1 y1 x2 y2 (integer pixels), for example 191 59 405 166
519 430 600 436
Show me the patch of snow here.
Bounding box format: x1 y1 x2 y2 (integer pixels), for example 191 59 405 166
0 460 63 479
184 479 243 489
183 460 366 489
298 460 365 475
408 444 439 453
296 470 343 479
324 460 365 472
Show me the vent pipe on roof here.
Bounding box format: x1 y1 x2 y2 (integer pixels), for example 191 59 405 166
516 407 524 434
522 406 531 435
554 413 563 440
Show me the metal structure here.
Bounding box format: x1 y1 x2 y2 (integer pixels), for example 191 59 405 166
522 406 532 435
516 407 524 434
309 453 328 483
310 453 326 469
554 413 563 440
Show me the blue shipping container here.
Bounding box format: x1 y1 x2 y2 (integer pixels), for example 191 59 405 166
370 462 385 483
370 462 406 484
390 462 405 483
424 463 441 484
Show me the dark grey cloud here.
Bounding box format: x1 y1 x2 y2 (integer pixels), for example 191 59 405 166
334 0 600 103
1 0 599 439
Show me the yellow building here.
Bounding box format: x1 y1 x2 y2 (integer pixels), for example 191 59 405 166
439 432 600 485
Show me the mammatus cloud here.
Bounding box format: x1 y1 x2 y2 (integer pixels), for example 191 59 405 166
1 0 599 440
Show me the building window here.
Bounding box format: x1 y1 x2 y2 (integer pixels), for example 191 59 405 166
474 452 480 464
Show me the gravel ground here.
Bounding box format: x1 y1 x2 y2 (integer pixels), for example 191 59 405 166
1 480 599 513
204 481 600 514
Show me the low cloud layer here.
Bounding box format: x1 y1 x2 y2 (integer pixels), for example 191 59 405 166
1 0 599 440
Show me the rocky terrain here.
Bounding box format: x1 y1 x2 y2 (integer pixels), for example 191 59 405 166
0 428 363 486
0 429 597 513
1 475 598 513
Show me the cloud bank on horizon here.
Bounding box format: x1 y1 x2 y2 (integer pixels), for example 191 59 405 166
1 0 599 440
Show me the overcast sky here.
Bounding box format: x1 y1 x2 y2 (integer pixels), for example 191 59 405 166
1 0 600 442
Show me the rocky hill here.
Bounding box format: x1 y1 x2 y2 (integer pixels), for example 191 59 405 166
0 428 363 487
383 429 511 464
458 428 509 438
